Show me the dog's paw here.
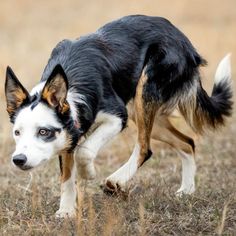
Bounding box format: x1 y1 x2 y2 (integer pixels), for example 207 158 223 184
101 179 120 195
55 208 76 218
175 186 195 197
100 179 128 199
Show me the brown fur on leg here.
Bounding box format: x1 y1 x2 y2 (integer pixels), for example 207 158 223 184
152 116 195 155
60 152 74 183
134 74 157 167
102 74 157 197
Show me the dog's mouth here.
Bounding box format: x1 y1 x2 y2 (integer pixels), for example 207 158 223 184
16 158 48 171
18 165 33 171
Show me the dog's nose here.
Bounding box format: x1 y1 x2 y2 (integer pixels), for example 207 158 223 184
12 154 27 167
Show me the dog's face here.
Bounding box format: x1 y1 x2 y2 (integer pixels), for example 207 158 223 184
5 65 77 170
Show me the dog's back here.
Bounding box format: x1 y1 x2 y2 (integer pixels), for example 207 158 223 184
42 15 231 131
41 16 203 104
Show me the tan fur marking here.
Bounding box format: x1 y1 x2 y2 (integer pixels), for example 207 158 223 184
130 80 195 159
7 106 15 115
127 101 135 122
60 152 74 183
134 74 157 167
60 100 70 114
152 116 195 155
6 88 27 115
41 87 53 106
61 133 73 153
178 92 199 132
42 75 69 113
132 72 196 166
14 88 27 101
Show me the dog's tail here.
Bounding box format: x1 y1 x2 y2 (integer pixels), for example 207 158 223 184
178 54 233 134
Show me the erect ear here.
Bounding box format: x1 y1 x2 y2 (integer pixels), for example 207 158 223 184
5 66 29 120
41 64 69 114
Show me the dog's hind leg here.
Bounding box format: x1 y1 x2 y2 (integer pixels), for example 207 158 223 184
56 152 77 218
104 75 156 194
152 116 196 195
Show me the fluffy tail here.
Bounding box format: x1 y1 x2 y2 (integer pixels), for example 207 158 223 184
179 54 233 134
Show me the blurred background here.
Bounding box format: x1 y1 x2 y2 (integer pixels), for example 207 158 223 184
0 0 236 187
0 0 235 167
0 0 235 234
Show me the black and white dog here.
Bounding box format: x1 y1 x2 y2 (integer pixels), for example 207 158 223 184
5 15 232 217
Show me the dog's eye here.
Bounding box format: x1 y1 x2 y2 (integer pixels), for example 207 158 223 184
14 130 20 136
38 129 50 136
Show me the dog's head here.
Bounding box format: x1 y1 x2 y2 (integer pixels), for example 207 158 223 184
5 65 80 170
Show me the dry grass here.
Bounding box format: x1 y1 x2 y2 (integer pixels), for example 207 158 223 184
0 0 236 235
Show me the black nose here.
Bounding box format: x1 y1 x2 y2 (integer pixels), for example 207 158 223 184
12 154 27 166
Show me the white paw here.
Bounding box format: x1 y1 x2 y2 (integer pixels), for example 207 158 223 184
175 185 195 197
55 208 76 218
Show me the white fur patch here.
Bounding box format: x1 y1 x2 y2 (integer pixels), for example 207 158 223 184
67 89 88 121
76 112 122 179
176 151 196 195
12 103 66 168
105 143 140 188
214 53 231 84
30 82 46 96
56 163 77 218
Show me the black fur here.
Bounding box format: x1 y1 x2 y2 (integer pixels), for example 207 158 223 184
58 155 63 175
188 138 195 153
41 15 207 137
195 78 233 129
6 15 233 148
140 149 153 167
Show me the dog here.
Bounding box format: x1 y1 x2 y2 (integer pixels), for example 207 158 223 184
5 15 233 217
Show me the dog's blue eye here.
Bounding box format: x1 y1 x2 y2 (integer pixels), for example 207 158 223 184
38 129 51 136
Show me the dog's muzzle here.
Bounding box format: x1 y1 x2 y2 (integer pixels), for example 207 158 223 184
12 154 31 170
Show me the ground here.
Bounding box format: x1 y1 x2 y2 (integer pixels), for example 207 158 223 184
0 0 236 235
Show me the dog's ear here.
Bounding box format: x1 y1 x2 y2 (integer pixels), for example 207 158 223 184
41 64 69 114
5 66 30 120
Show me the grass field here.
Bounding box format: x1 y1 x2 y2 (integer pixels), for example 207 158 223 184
0 0 236 235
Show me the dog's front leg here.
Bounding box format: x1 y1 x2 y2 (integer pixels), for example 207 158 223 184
75 112 123 180
56 152 77 218
103 75 156 194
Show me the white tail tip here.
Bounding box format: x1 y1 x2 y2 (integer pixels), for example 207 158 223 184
214 53 231 84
